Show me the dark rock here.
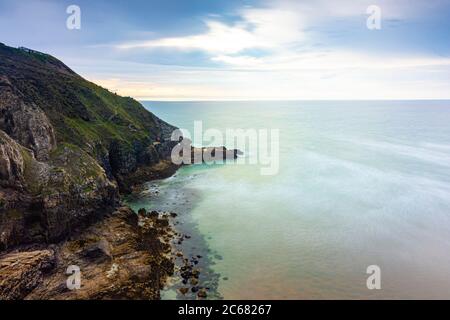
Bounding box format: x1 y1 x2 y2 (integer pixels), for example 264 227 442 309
179 287 189 295
81 239 112 262
0 90 56 162
114 207 138 227
156 218 169 227
0 250 56 300
191 269 200 279
197 288 207 298
0 130 27 189
149 211 159 219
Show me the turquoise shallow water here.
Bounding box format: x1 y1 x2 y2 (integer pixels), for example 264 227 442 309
132 101 450 299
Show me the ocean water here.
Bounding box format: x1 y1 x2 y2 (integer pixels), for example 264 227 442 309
129 101 450 299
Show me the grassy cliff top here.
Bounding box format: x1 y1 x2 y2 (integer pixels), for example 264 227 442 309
0 43 175 151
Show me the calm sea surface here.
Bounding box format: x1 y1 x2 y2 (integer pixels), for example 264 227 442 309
128 101 450 299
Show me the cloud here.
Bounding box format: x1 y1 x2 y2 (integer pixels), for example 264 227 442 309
211 51 450 71
85 55 450 101
117 6 305 54
115 0 446 53
118 20 270 53
103 0 450 100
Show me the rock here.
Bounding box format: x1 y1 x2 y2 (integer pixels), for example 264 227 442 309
105 263 119 279
81 239 112 262
190 278 199 286
156 218 169 228
0 250 56 300
189 145 242 164
179 287 189 295
0 89 56 161
0 130 26 189
191 286 199 293
149 211 159 219
24 206 176 300
197 288 207 299
191 269 200 279
114 207 138 228
138 208 147 216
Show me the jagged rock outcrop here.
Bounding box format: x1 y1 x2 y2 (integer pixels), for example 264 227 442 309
0 130 26 189
0 77 56 161
3 207 174 300
0 249 56 300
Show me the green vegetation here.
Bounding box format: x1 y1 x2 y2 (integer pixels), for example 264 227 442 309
0 44 169 157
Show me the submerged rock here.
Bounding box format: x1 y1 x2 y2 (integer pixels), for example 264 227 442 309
197 288 208 299
179 287 189 295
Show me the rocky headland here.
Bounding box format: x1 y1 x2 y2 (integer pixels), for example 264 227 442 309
0 43 237 300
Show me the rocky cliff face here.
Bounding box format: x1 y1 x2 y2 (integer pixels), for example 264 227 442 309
0 130 26 189
0 76 56 161
0 207 175 300
0 43 179 250
0 44 240 300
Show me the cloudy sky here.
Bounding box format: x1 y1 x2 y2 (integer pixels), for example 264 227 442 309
1 0 449 100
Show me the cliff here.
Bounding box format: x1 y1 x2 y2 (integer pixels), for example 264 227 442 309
0 44 240 300
0 43 179 250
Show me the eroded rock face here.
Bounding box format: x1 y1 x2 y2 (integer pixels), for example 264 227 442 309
0 82 56 161
0 129 26 189
39 144 119 242
0 136 119 247
0 249 56 300
0 44 182 299
21 207 174 300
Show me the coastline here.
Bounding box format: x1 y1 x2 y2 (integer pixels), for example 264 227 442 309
0 205 176 299
0 44 241 300
0 156 234 300
126 162 233 300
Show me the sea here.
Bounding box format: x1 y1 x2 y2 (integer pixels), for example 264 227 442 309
126 100 450 299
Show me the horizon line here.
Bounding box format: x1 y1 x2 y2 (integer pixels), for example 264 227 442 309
137 98 450 102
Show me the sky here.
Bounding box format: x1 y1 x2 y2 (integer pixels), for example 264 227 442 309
0 0 450 100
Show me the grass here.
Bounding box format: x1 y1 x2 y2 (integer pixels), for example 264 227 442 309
0 43 167 159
